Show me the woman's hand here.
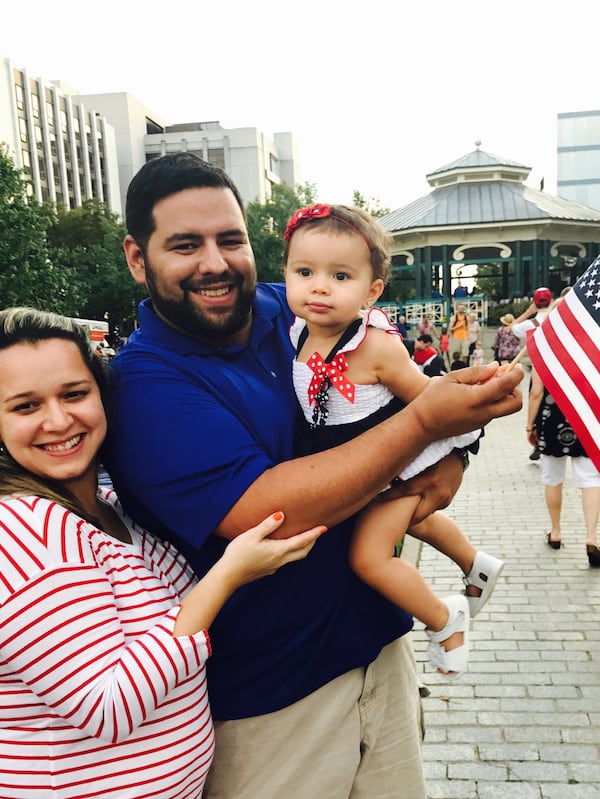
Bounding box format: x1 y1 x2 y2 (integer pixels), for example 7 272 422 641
174 513 325 637
220 512 326 586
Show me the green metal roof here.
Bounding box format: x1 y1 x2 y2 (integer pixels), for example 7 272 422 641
380 148 600 232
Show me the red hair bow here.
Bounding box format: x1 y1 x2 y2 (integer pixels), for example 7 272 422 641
307 351 355 405
283 204 332 241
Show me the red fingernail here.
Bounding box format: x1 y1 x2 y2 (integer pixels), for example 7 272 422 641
273 511 284 521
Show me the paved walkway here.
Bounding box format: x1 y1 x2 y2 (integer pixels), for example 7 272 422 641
408 366 600 799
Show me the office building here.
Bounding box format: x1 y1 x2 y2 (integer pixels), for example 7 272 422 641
557 109 600 211
1 58 301 218
0 58 121 214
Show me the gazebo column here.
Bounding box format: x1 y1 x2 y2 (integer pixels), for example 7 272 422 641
514 240 523 296
424 246 433 296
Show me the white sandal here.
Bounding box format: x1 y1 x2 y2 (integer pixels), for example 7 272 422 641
463 551 504 617
425 595 470 681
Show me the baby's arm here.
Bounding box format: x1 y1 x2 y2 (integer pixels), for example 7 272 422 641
362 327 430 403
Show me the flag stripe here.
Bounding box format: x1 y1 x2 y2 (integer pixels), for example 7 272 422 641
528 333 600 466
527 254 600 472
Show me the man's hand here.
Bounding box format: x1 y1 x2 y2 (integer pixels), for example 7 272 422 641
409 362 523 442
377 452 464 525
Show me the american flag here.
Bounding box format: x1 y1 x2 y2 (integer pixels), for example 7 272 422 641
526 255 600 470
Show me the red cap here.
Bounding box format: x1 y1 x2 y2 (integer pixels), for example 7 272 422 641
533 287 552 308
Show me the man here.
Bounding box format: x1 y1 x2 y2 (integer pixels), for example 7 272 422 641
510 286 553 341
449 302 469 360
453 279 469 298
413 333 447 377
104 153 522 799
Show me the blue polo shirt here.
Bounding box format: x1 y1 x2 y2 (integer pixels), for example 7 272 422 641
103 284 413 720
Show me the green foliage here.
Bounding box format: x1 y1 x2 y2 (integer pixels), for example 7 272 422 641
486 300 532 326
352 190 390 218
47 200 145 333
0 145 79 313
246 182 317 282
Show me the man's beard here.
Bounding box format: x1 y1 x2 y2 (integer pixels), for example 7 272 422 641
145 264 257 342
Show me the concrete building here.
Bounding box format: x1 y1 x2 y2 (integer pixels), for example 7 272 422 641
557 109 600 211
1 58 302 219
66 93 301 213
0 58 121 214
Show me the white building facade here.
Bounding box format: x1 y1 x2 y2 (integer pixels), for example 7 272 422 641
557 109 600 211
0 59 122 214
78 91 301 211
1 59 302 219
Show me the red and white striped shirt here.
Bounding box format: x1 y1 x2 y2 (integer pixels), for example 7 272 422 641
0 488 214 798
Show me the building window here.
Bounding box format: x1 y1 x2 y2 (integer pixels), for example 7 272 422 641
207 148 225 169
19 116 29 144
15 84 24 110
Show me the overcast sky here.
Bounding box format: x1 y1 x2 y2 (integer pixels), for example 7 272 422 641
1 0 597 209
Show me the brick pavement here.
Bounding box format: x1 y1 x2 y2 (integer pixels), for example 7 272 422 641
408 366 600 799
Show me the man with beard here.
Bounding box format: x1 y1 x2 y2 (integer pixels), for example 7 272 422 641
103 153 523 799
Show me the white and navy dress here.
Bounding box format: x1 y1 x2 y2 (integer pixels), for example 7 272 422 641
291 308 480 481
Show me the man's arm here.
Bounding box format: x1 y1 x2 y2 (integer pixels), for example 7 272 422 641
217 363 523 539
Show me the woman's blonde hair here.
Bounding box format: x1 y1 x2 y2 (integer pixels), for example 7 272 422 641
0 307 108 524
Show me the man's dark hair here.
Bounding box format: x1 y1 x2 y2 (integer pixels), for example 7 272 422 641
417 334 433 344
125 153 246 250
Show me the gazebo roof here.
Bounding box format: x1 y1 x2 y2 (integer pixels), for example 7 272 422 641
380 147 600 232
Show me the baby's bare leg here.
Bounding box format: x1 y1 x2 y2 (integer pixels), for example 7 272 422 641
408 510 476 576
351 498 450 633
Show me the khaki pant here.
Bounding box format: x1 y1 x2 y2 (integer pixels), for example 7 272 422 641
204 635 426 799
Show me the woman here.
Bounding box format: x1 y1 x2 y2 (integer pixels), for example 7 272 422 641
416 313 438 340
527 364 600 566
493 313 521 364
0 307 323 798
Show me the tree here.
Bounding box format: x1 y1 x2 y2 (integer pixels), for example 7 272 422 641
352 190 390 219
47 199 146 333
0 144 79 312
246 182 317 282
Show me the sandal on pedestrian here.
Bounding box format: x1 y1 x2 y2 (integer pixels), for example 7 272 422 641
425 595 470 681
546 533 562 550
586 544 600 567
462 551 504 617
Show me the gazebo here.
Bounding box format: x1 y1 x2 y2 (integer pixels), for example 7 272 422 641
378 145 600 324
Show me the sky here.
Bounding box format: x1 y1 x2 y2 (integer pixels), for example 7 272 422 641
1 0 598 210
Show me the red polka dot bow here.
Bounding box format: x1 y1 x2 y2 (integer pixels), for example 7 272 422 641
307 351 355 405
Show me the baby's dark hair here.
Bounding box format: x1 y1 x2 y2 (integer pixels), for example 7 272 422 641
283 204 391 284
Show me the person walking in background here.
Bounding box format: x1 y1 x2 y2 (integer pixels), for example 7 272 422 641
417 313 438 341
466 312 481 365
439 325 451 369
284 202 505 681
0 307 323 799
414 333 447 376
449 303 469 361
396 313 408 339
527 365 600 565
471 340 485 366
453 279 468 298
493 313 521 365
510 287 553 341
451 351 467 371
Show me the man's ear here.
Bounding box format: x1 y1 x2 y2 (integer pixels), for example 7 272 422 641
124 235 147 286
